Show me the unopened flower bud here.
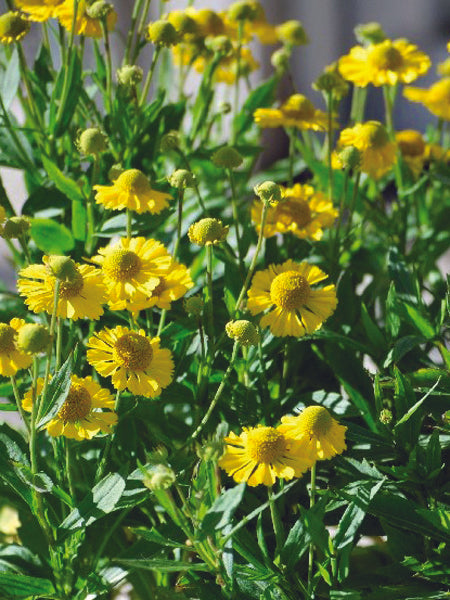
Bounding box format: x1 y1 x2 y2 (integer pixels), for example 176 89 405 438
143 464 176 491
379 408 393 425
45 256 79 282
108 164 124 182
254 181 283 205
160 131 180 152
168 169 196 189
337 146 362 171
184 295 204 317
271 47 291 72
117 64 143 87
313 65 349 99
225 320 259 346
228 1 258 22
276 20 308 46
211 146 243 169
0 12 30 44
147 20 179 47
167 12 198 37
354 22 386 46
188 218 229 246
1 216 30 239
86 0 113 19
16 323 51 355
205 35 232 55
196 438 224 462
77 127 108 156
218 101 232 114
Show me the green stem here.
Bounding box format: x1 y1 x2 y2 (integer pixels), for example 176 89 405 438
231 20 244 144
55 318 63 371
0 94 35 172
123 0 143 65
307 463 317 596
55 0 79 125
176 149 207 214
268 486 284 560
126 207 132 239
349 86 367 124
85 157 100 255
136 0 152 39
343 170 361 244
101 20 113 114
326 90 334 202
205 244 215 343
17 44 43 130
10 376 30 433
65 440 76 500
330 167 350 277
139 46 161 106
288 128 296 187
95 389 121 483
172 187 184 260
228 168 244 273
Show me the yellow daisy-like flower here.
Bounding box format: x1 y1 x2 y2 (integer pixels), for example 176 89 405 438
339 38 430 87
279 406 347 461
247 259 337 337
218 424 313 487
55 0 117 38
214 47 260 85
0 318 33 376
0 11 30 43
254 94 329 131
334 120 397 179
22 375 117 441
395 129 426 178
251 183 338 241
185 7 225 37
86 326 174 398
404 78 450 121
17 257 106 321
14 0 63 22
128 261 194 312
91 237 172 313
94 169 172 215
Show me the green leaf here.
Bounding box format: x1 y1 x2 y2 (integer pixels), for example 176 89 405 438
393 366 422 447
30 218 75 254
115 559 209 572
426 430 442 476
280 518 310 569
399 302 436 339
1 47 20 111
59 473 126 535
234 75 279 137
0 573 55 598
360 303 386 355
51 51 82 136
71 198 87 241
36 353 73 430
395 375 441 428
383 335 426 367
199 483 246 538
41 156 85 203
131 527 190 550
387 247 417 304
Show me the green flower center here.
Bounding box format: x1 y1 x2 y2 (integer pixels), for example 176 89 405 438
369 42 403 70
270 270 310 310
103 248 142 282
116 169 151 194
0 324 16 354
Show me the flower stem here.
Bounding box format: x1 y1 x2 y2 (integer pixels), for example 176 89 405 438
176 149 207 214
55 0 79 125
268 486 284 560
288 128 296 187
10 375 30 433
101 19 113 114
205 244 215 343
126 208 132 239
139 46 161 107
326 90 335 202
232 20 244 143
228 168 244 274
123 0 143 65
172 187 184 260
307 463 317 596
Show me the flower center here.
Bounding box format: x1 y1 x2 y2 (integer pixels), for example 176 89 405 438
369 42 403 70
270 270 310 310
113 332 153 370
103 248 142 282
282 94 315 120
280 200 312 228
152 277 167 296
58 272 84 298
296 406 333 438
0 324 16 353
116 169 151 194
58 383 92 423
360 121 390 149
246 427 287 463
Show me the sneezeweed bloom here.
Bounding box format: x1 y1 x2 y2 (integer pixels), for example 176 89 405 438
404 78 450 120
188 218 229 246
225 320 259 346
91 237 172 313
247 259 337 337
339 38 430 87
129 261 194 312
254 94 329 131
16 323 51 355
0 12 30 44
147 20 179 47
22 376 117 440
0 319 33 376
279 406 347 461
55 0 117 37
214 48 260 84
395 129 426 177
251 183 338 241
334 121 396 179
76 127 108 157
0 216 30 240
17 256 106 320
185 8 225 37
218 425 313 486
94 169 172 215
14 0 63 22
87 326 174 398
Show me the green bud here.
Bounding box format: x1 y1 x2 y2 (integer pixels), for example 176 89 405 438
160 131 180 152
276 20 308 46
225 320 259 346
184 295 204 317
227 1 258 22
147 20 179 47
168 169 196 189
143 464 176 491
211 146 243 169
77 127 108 156
205 35 232 55
16 324 51 355
354 22 386 46
254 180 283 205
86 1 114 19
1 216 30 239
337 145 362 171
45 256 79 282
117 64 143 87
271 47 291 72
379 408 393 425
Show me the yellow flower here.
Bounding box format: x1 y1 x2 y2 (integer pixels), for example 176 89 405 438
185 7 225 37
14 0 63 22
335 120 396 179
339 39 430 87
94 168 172 215
91 237 172 313
86 326 174 398
219 424 313 487
0 318 33 376
279 406 347 461
55 0 117 38
17 257 106 320
395 129 426 178
188 218 229 246
247 259 337 337
251 183 338 241
404 78 450 120
214 47 259 85
254 94 329 131
22 375 117 441
0 11 30 43
128 261 194 312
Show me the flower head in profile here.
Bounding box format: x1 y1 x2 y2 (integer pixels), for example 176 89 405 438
185 7 225 37
188 218 229 246
22 375 117 441
0 319 33 376
254 93 329 131
17 257 106 321
94 169 172 215
395 129 426 178
91 237 172 313
251 183 338 241
404 78 450 120
334 120 396 179
219 424 313 487
339 38 430 87
14 0 63 22
279 406 347 461
0 11 30 43
87 326 174 398
55 0 117 37
247 259 337 337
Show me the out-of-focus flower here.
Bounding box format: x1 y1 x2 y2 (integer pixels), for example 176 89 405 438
404 78 450 120
254 94 330 131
